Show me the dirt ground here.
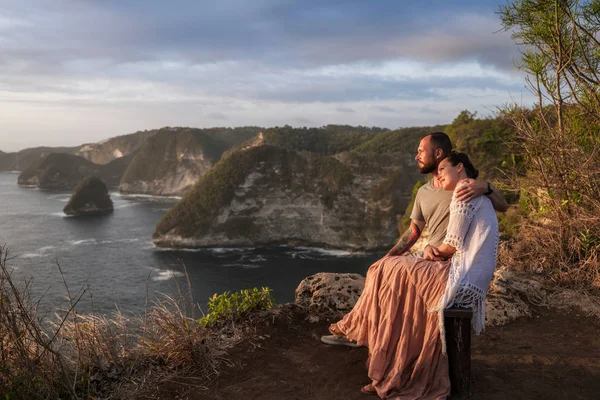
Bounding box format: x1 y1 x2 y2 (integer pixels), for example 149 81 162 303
137 306 600 400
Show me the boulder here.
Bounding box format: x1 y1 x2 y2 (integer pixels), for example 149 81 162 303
295 267 556 326
295 272 365 322
63 177 114 216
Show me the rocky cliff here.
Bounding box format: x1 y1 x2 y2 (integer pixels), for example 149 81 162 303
0 146 81 172
63 177 113 216
120 127 261 196
18 153 132 190
75 130 157 164
153 145 421 250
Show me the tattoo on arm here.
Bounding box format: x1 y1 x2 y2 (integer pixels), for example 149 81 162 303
386 222 422 257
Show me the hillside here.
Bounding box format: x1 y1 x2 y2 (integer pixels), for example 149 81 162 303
120 127 261 196
18 153 132 190
153 145 420 250
352 125 447 153
0 146 81 172
228 125 387 157
75 130 157 164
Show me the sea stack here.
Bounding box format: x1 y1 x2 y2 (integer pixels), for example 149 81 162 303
63 177 114 216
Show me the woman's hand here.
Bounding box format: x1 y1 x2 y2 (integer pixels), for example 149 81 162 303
424 245 443 261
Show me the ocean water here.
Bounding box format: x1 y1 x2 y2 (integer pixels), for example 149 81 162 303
0 172 380 317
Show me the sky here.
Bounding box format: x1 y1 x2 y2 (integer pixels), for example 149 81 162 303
0 0 534 152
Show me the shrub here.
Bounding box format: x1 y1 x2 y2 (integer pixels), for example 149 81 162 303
199 287 275 328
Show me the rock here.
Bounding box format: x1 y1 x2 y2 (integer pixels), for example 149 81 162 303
294 272 366 322
63 177 114 216
294 266 557 327
485 267 549 326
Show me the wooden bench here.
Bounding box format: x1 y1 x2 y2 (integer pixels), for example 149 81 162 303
444 307 473 398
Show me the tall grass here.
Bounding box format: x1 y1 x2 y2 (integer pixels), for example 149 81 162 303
0 247 272 399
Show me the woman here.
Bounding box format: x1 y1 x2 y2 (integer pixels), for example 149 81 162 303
326 152 498 399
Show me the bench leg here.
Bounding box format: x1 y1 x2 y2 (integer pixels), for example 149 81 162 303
445 315 471 398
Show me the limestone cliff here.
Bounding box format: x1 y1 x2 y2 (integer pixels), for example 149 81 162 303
63 177 113 216
18 153 131 190
120 127 260 196
153 145 421 250
75 130 157 164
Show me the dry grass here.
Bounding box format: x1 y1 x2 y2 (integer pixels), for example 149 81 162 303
0 247 256 399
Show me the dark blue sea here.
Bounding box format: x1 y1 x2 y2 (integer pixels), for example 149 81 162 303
0 172 379 317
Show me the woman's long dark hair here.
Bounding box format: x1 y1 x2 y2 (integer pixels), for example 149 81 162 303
442 151 479 179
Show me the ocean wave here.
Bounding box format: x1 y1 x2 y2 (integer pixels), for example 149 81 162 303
20 252 43 258
150 269 186 282
292 246 356 257
114 203 139 209
19 245 56 258
223 263 263 269
117 193 182 201
210 247 255 254
69 239 97 246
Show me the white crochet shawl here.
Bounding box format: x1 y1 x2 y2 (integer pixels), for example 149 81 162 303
432 182 499 354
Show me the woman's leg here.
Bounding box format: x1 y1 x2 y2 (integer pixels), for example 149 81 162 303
335 255 452 399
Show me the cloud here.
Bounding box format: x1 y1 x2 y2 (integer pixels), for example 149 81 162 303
0 0 534 151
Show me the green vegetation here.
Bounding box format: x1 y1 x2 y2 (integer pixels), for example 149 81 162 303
199 287 275 328
445 111 516 180
17 152 130 189
63 177 113 215
496 0 600 288
351 125 446 153
120 127 261 187
155 145 354 239
0 247 277 399
256 125 386 155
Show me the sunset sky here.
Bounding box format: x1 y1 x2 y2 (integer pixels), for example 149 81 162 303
0 0 534 151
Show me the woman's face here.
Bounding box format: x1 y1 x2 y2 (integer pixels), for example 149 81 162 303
437 158 463 190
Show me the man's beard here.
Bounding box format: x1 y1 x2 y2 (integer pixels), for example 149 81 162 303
418 161 437 174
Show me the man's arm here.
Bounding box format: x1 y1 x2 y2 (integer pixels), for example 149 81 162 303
455 178 508 212
386 219 425 257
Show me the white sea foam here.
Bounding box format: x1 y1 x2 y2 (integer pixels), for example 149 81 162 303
20 252 43 258
119 193 182 201
38 246 56 252
210 247 253 254
293 246 355 257
114 203 138 209
69 239 97 246
150 269 186 281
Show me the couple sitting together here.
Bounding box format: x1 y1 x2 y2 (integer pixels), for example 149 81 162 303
321 132 507 399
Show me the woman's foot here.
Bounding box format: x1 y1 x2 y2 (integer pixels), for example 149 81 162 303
328 323 345 336
360 383 377 395
320 322 361 347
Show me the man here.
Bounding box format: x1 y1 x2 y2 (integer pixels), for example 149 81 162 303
321 132 508 348
386 132 508 258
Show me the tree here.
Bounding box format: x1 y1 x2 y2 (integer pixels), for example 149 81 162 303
499 0 600 287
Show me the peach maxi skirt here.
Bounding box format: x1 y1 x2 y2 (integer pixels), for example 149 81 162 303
336 255 451 400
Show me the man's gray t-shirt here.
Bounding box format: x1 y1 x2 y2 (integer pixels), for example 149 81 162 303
410 180 454 247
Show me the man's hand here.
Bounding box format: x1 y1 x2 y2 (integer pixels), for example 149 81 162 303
423 245 442 261
455 178 487 203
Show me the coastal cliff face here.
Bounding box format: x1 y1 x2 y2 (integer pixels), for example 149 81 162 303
120 127 260 196
18 153 132 190
153 145 421 250
75 130 157 164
